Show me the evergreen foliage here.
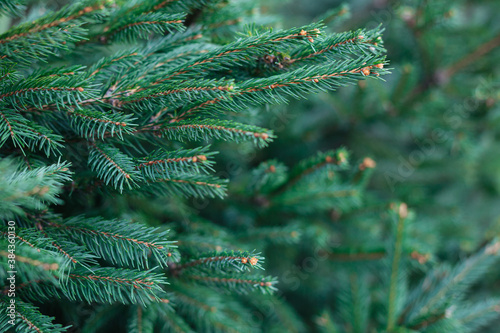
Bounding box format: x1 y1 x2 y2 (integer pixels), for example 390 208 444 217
0 0 385 331
233 0 500 332
1 0 499 332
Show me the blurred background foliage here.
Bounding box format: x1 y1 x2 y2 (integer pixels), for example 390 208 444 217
264 0 500 253
199 0 500 331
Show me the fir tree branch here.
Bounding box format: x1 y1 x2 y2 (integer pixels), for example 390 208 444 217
408 312 445 331
0 2 105 45
455 299 500 332
387 203 409 332
291 28 383 62
442 32 500 81
0 86 84 104
155 303 194 333
0 298 67 333
402 241 500 326
147 24 324 84
182 274 277 294
0 109 21 147
68 109 136 140
173 58 387 120
135 146 216 181
19 121 64 157
173 251 264 273
0 251 59 271
88 142 142 191
0 0 24 17
0 160 71 219
120 79 235 111
128 305 156 333
61 267 168 305
38 231 84 266
273 149 349 195
144 118 273 147
146 173 227 198
88 50 141 78
103 12 186 43
235 225 301 245
327 250 386 261
0 1 107 64
46 216 179 269
0 70 91 110
248 160 288 195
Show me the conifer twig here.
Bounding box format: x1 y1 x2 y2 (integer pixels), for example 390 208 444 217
443 32 500 79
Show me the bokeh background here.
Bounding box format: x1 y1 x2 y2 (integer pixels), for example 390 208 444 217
204 0 500 330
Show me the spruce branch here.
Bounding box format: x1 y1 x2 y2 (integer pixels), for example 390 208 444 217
135 145 216 180
278 149 350 193
0 227 45 250
337 273 370 333
155 303 194 333
172 56 388 120
14 267 169 306
46 216 179 269
146 23 324 84
146 118 273 147
144 173 227 198
172 250 264 273
0 69 93 110
454 299 500 333
0 159 71 219
0 224 84 273
182 274 277 294
0 109 32 150
127 305 156 333
124 0 214 17
144 46 213 73
103 12 186 43
401 240 500 327
0 0 24 17
248 159 288 194
440 31 500 83
288 27 384 66
37 231 98 269
0 237 63 274
387 203 409 332
87 50 142 78
0 0 108 64
0 250 59 273
67 108 136 140
0 64 21 85
121 78 235 111
0 1 400 331
234 224 301 245
0 297 67 333
247 149 366 213
62 267 168 305
0 1 104 44
88 142 142 192
20 121 64 157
